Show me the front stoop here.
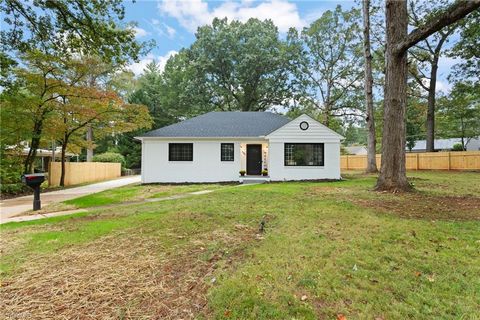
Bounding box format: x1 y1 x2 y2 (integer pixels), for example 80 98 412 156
239 176 270 184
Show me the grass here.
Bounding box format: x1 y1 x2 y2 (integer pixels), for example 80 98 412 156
38 183 228 211
1 170 479 319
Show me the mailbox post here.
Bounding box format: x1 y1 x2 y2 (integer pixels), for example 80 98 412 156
22 173 46 211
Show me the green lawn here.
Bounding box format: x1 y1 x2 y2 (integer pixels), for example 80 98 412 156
1 171 479 319
44 183 228 211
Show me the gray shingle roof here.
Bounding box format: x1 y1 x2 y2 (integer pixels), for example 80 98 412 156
139 112 291 138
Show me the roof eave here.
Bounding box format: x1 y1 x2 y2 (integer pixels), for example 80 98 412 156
136 136 268 140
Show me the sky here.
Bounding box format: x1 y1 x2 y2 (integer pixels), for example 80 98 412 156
123 0 460 92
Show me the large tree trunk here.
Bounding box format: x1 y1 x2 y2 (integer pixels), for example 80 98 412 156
375 0 478 191
86 126 93 162
362 0 378 173
24 121 43 173
375 0 411 191
425 56 439 152
323 100 331 127
59 136 68 187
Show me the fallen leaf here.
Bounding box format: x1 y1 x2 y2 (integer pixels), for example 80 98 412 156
301 295 308 301
415 271 422 277
224 310 231 317
426 274 435 282
337 314 347 320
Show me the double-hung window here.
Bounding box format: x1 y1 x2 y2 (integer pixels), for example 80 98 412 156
169 143 193 161
284 143 324 166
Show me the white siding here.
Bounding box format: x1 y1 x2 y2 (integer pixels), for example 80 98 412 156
142 140 241 183
267 114 343 142
266 114 342 180
268 142 341 180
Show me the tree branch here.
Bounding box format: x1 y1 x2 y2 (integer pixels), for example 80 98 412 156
396 0 480 54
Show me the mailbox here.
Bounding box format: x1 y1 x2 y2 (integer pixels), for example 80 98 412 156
22 173 46 211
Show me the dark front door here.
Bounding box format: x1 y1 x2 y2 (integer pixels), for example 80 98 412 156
247 144 262 175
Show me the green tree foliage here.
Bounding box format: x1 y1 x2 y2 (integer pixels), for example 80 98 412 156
0 147 28 195
437 82 480 149
159 18 297 112
121 61 189 169
406 98 426 151
129 61 185 128
0 0 146 70
289 6 363 127
1 52 151 176
92 152 126 167
449 10 480 80
1 51 78 172
160 51 212 118
342 124 367 146
451 143 464 151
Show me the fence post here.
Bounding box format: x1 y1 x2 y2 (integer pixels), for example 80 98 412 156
415 153 419 170
346 155 349 170
448 152 451 170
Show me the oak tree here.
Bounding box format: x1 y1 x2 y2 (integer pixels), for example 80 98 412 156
186 18 297 111
291 6 363 127
376 0 479 191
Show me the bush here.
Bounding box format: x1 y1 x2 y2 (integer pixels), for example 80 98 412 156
0 150 27 196
452 143 464 151
1 183 28 195
92 152 126 167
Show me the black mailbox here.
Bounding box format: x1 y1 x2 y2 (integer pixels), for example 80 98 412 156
22 173 46 211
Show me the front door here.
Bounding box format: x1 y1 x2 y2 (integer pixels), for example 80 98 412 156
246 144 262 175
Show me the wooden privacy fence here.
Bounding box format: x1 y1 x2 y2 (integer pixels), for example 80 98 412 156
341 151 480 171
48 162 122 187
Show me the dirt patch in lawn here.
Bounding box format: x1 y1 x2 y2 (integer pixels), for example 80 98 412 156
354 194 480 221
0 226 258 319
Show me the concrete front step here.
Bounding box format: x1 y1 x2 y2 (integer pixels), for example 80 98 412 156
239 176 270 184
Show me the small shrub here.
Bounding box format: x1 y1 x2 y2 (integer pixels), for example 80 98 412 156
452 143 464 151
1 183 28 195
262 169 268 176
0 150 26 196
92 152 126 167
239 170 246 176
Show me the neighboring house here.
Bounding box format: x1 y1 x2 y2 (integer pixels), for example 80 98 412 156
6 144 76 172
136 112 344 183
345 146 368 155
407 138 480 152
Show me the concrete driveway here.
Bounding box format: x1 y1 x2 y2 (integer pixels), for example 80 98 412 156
0 176 141 221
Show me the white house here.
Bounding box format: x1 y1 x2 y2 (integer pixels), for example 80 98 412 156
136 112 344 183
